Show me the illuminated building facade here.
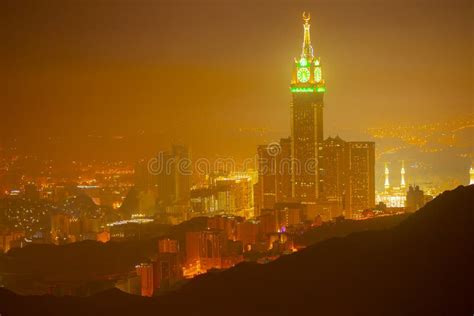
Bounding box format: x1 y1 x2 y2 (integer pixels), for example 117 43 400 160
190 172 255 217
255 138 292 216
254 13 376 221
156 145 191 209
274 202 304 231
319 138 376 218
185 229 226 271
347 142 375 217
0 229 24 253
236 220 259 251
207 215 240 241
276 137 293 203
377 162 407 208
290 13 325 204
135 263 154 297
319 136 349 216
158 238 179 254
255 144 277 214
155 238 182 291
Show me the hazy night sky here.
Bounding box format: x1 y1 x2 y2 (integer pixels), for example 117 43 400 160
2 0 472 159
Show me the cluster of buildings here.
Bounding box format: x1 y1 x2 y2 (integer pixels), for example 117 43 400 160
0 184 116 252
119 213 307 297
255 14 375 222
50 211 110 244
375 161 434 213
2 14 473 299
190 172 257 219
133 145 192 223
124 239 183 296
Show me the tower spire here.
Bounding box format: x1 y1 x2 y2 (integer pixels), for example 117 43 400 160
301 12 314 58
400 160 406 189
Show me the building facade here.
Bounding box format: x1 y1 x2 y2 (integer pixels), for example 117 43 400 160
290 13 325 204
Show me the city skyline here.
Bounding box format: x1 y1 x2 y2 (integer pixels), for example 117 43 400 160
0 4 473 315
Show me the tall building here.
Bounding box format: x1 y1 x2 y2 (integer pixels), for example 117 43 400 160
156 145 191 208
255 144 277 213
254 13 375 221
155 238 182 291
347 142 375 216
236 220 259 251
276 137 292 203
135 263 154 297
135 159 156 191
319 136 349 213
290 12 325 204
320 137 376 218
185 229 226 271
255 138 292 216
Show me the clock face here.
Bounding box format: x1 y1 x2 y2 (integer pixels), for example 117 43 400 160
315 67 322 82
297 68 310 83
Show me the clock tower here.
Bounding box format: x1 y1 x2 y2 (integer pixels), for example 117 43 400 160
290 12 325 203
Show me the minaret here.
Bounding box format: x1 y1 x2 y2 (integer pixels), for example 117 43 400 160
400 160 406 190
301 12 314 58
384 162 390 191
470 166 474 185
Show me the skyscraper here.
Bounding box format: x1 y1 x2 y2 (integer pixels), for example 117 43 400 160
155 238 182 291
254 144 276 215
255 138 292 216
254 13 375 221
347 142 375 217
156 145 191 208
319 136 349 213
290 12 325 204
276 137 292 203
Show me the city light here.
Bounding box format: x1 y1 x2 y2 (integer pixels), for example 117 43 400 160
0 6 470 314
291 87 314 93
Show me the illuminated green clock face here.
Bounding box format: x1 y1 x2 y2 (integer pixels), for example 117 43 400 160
297 68 310 83
315 67 322 82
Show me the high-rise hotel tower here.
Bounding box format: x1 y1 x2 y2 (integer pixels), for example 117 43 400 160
290 12 325 204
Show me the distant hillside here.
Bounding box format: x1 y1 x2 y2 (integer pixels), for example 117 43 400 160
0 216 208 295
295 213 409 246
0 185 472 316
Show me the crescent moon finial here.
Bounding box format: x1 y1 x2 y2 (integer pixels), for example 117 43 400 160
302 12 311 23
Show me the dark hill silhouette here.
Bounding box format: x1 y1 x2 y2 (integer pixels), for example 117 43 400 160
295 212 409 246
0 216 209 294
0 185 472 316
